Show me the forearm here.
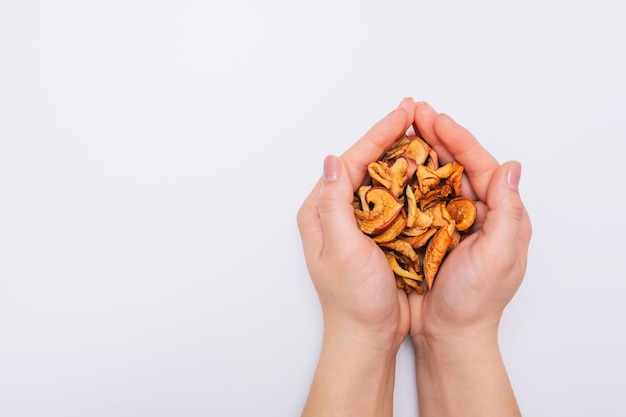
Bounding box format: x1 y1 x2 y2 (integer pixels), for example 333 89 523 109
413 330 521 417
302 328 399 417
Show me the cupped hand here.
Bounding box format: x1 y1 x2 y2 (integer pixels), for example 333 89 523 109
297 98 417 349
408 102 533 342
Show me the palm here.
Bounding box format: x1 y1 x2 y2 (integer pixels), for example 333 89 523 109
408 233 481 336
335 234 411 338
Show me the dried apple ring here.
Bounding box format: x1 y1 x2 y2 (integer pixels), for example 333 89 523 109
447 197 477 232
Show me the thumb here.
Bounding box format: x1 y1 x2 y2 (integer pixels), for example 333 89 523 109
481 161 532 255
317 155 363 253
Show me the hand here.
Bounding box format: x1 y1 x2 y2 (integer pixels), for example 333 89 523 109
408 101 532 341
298 98 417 349
297 98 416 417
408 102 532 417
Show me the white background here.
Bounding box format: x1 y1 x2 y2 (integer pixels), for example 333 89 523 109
1 1 625 416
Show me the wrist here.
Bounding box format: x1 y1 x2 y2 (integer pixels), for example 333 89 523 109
323 307 406 356
302 326 399 417
322 326 401 366
412 323 501 364
412 326 521 417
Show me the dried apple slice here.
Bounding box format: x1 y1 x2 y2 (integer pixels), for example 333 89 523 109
447 197 477 232
368 161 393 189
403 136 430 165
423 225 453 289
372 211 407 243
416 165 441 194
418 185 453 210
426 148 439 170
382 135 411 160
405 185 418 227
354 187 403 235
402 227 437 249
403 278 425 294
389 157 409 197
380 239 420 270
429 201 452 228
386 253 422 281
402 225 431 237
436 161 463 196
448 230 462 251
357 185 372 212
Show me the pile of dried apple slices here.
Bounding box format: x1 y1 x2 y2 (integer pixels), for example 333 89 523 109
353 135 477 294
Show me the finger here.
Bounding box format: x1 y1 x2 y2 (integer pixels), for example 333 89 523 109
477 161 532 269
413 101 453 163
433 114 499 202
316 155 365 254
341 98 416 190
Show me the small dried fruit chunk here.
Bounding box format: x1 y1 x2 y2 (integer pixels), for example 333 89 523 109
382 135 412 160
386 253 422 281
403 137 430 165
429 201 452 228
447 197 477 232
357 185 372 212
372 211 407 243
354 187 403 235
368 161 393 189
388 157 410 197
380 239 420 270
405 186 434 229
423 225 453 289
402 227 437 249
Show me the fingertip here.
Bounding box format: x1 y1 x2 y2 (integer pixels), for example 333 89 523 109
316 156 364 251
414 101 435 121
396 98 416 129
398 96 414 106
433 113 455 131
481 161 532 262
413 101 437 139
323 154 341 183
488 161 527 224
415 100 434 111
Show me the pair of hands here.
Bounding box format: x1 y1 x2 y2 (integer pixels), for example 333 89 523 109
297 99 532 417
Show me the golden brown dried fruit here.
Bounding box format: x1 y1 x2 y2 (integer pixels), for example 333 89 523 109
423 224 453 290
354 187 403 235
353 133 477 293
372 211 407 243
386 253 422 281
402 227 438 249
447 197 477 232
380 239 420 270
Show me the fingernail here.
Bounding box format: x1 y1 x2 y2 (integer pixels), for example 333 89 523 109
323 155 341 183
507 162 522 190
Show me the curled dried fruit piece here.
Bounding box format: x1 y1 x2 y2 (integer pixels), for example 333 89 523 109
380 239 420 270
403 137 430 165
354 187 403 235
423 223 453 290
402 227 437 249
386 253 422 281
353 133 477 293
372 211 407 243
447 197 477 232
429 201 452 228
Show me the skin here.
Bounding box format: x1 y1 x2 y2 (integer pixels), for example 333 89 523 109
296 98 532 417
